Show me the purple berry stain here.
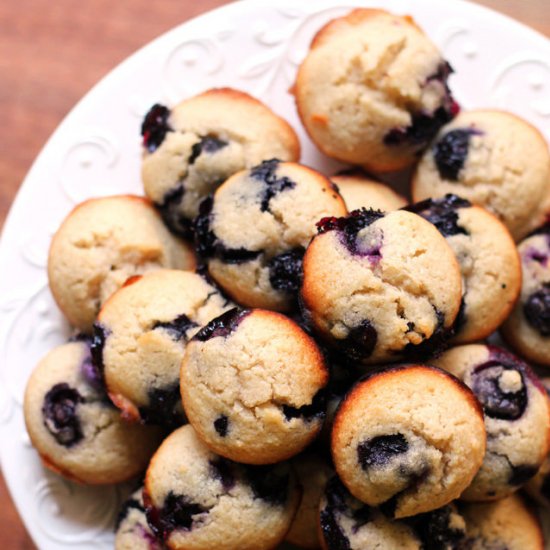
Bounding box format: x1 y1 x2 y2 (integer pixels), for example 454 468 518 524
282 389 326 422
188 136 228 164
141 104 171 153
42 383 84 447
153 314 198 342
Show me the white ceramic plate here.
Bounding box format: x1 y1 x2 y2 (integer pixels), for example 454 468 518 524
1 0 549 548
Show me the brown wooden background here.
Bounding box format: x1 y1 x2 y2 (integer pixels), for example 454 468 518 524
1 0 548 547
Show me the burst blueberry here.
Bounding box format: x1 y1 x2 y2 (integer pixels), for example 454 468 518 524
42 383 84 447
141 104 172 153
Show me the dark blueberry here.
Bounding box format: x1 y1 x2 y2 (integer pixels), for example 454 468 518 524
188 136 228 165
317 208 385 258
282 389 326 422
250 159 296 212
156 184 195 239
141 104 172 153
471 361 527 421
138 384 185 427
193 196 261 264
153 314 198 342
339 320 378 361
357 434 409 470
146 491 208 540
245 464 290 506
209 459 236 491
90 323 109 379
541 472 550 502
405 194 470 237
115 497 145 530
384 61 458 151
194 196 216 258
403 309 451 360
410 505 467 550
42 383 84 447
213 414 229 437
433 128 482 181
508 464 538 486
524 284 550 336
267 247 305 294
194 308 250 342
320 508 351 550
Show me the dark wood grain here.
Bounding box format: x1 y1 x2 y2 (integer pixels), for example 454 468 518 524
0 1 548 548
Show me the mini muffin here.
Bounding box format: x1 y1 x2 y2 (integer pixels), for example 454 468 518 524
95 270 232 426
285 453 333 549
195 159 347 311
294 9 458 172
141 88 300 237
406 195 521 343
460 494 544 550
412 110 550 241
319 475 468 550
115 488 163 550
181 308 329 465
301 209 462 364
48 195 195 332
24 341 163 484
432 345 550 500
331 171 407 212
331 365 486 518
502 224 550 366
143 424 301 550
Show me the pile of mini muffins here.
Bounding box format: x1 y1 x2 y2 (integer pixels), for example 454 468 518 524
23 8 550 550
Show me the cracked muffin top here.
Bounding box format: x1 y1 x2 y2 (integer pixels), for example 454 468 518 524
293 8 458 172
141 88 300 238
181 308 329 464
195 159 347 311
301 208 462 364
94 269 233 426
144 424 300 550
23 340 163 484
48 195 195 333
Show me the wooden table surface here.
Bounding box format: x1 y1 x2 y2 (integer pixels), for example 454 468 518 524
1 0 548 547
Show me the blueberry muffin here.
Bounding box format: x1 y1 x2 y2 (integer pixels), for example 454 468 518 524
460 494 544 550
406 195 521 343
412 110 550 241
24 341 163 484
319 475 468 550
95 269 232 425
331 365 486 518
285 453 333 549
301 209 462 364
294 9 458 172
141 88 300 237
195 159 347 311
502 223 550 366
331 171 407 212
115 488 163 550
143 424 301 550
181 308 329 464
432 345 549 501
48 195 195 332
